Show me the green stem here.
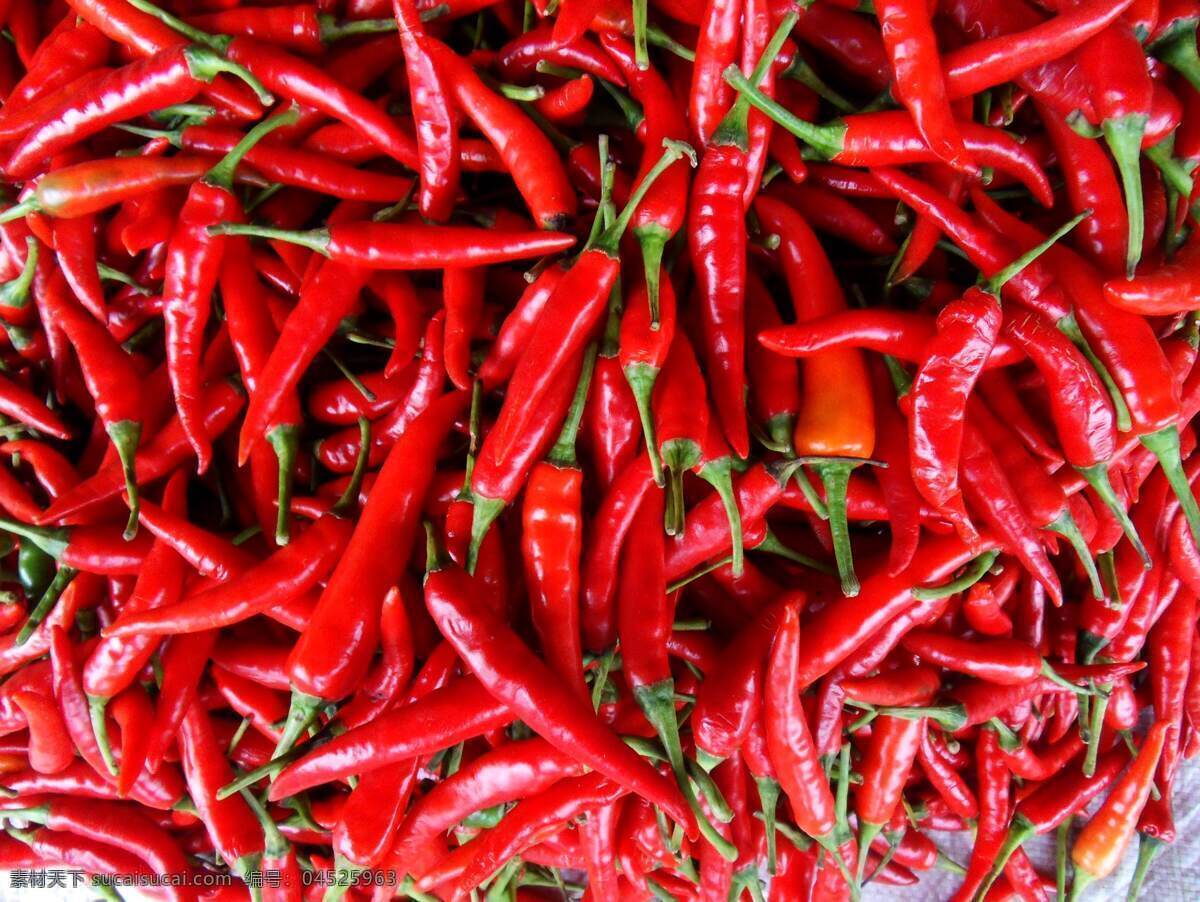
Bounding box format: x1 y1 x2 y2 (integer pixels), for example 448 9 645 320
107 420 141 540
1057 821 1071 902
595 140 696 253
317 15 397 41
984 209 1092 294
1077 463 1150 568
1126 833 1163 901
272 691 323 760
698 455 744 577
16 566 76 646
1101 114 1148 277
88 694 118 776
266 425 299 546
1140 425 1200 551
633 681 738 860
624 363 666 486
546 344 598 468
808 460 860 596
756 775 781 874
206 108 299 191
0 238 37 308
333 419 370 515
912 551 999 600
1045 509 1104 600
723 65 847 159
206 223 332 256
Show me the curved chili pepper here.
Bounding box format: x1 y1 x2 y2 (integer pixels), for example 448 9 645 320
4 44 269 179
766 602 847 863
12 688 74 775
278 392 466 751
877 0 974 173
82 472 188 702
691 597 794 762
35 270 144 537
855 713 928 882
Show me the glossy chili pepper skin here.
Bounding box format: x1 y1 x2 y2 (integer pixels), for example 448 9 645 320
422 537 695 835
288 392 466 704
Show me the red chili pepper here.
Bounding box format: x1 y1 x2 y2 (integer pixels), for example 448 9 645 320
766 602 849 865
876 0 975 174
12 688 74 775
421 532 694 836
692 597 795 762
82 472 188 702
4 45 269 179
278 392 466 749
854 712 928 882
579 454 654 653
522 356 591 696
35 270 145 537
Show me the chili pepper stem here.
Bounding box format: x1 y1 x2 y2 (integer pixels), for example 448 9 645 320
808 460 860 596
662 439 701 536
266 425 299 546
317 16 400 42
624 363 666 486
975 816 1038 902
723 66 846 160
1082 686 1110 777
983 209 1093 294
333 419 370 514
855 820 883 885
88 694 118 776
1077 464 1150 567
108 420 141 541
1042 660 1094 695
1057 820 1071 902
874 703 968 731
546 343 598 468
208 223 332 255
756 775 781 873
634 227 670 329
632 0 649 69
15 566 76 646
467 496 506 574
633 680 738 860
1126 833 1163 901
1139 426 1200 551
594 139 696 254
697 457 744 577
1154 22 1200 92
0 239 37 308
1101 115 1148 278
793 464 831 520
205 107 300 190
272 692 323 760
1070 868 1098 901
0 517 68 560
0 200 37 225
1046 510 1105 600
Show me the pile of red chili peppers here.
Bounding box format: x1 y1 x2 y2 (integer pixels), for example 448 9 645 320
0 0 1199 899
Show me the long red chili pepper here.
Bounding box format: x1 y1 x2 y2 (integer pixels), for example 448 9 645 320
278 392 466 752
